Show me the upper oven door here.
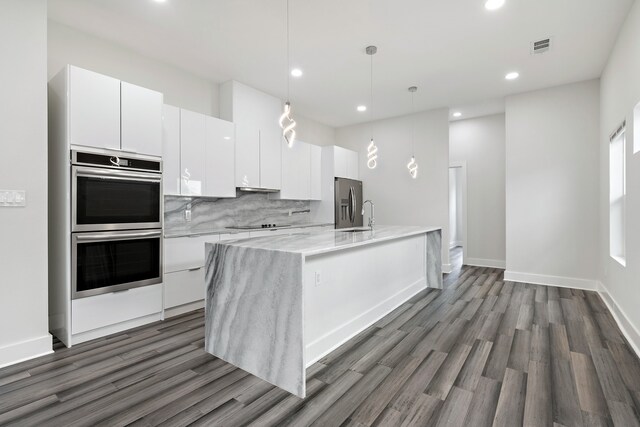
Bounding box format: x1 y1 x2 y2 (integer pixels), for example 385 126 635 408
72 166 162 232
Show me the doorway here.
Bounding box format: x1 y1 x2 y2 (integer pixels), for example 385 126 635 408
449 162 467 265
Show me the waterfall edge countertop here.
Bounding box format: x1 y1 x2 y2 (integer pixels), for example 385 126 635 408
204 225 443 398
213 225 442 256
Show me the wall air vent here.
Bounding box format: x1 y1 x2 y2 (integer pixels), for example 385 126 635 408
531 37 551 54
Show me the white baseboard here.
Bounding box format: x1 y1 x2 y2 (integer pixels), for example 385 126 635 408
164 300 204 319
305 278 426 366
442 264 453 274
504 271 598 290
0 334 53 369
597 281 640 358
465 258 506 269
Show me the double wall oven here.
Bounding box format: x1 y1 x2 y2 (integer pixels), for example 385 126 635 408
71 150 163 299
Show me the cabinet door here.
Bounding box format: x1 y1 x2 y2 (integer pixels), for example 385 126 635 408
162 105 181 195
259 125 283 190
180 109 206 196
347 149 359 180
333 146 349 178
235 123 260 187
278 141 310 200
69 66 120 150
121 82 163 156
297 142 311 200
205 116 236 198
310 144 322 200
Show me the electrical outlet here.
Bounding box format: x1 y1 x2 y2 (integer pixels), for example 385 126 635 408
185 209 192 222
0 190 26 207
315 271 321 287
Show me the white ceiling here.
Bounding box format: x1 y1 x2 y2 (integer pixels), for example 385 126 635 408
48 0 633 128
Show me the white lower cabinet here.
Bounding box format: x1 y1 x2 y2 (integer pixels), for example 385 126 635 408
163 235 219 313
71 284 163 334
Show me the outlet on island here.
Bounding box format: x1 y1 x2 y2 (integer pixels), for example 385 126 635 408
185 203 192 222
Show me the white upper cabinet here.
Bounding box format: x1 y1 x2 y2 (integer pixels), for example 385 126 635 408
277 141 311 200
332 146 359 180
162 105 181 195
220 80 283 190
235 123 260 187
310 144 322 200
260 125 282 190
204 116 236 197
180 109 206 196
69 66 120 151
121 82 163 156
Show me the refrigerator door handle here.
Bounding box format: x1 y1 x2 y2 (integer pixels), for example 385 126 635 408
350 186 356 223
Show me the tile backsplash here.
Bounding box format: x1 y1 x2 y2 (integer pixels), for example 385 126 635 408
164 191 312 234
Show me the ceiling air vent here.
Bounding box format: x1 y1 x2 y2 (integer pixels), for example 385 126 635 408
531 37 551 54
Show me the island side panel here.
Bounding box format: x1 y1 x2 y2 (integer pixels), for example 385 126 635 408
204 243 305 397
426 229 443 289
303 234 428 365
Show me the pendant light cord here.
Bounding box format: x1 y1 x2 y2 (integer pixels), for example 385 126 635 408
286 0 290 101
411 90 415 156
370 51 374 140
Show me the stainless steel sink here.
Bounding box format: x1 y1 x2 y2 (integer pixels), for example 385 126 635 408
339 227 372 233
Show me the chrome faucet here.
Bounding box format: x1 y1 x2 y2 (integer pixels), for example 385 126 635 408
361 200 375 230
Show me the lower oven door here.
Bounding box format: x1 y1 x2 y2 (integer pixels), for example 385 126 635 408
72 230 163 299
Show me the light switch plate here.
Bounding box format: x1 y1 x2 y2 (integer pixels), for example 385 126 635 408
0 190 26 207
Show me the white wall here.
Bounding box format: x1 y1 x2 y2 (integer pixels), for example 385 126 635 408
448 168 460 247
296 114 336 147
335 109 451 269
505 80 600 287
0 0 52 367
599 0 640 350
450 114 506 267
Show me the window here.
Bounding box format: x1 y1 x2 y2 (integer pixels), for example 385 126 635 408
610 123 626 266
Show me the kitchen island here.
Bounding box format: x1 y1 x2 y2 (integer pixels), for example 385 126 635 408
204 225 442 397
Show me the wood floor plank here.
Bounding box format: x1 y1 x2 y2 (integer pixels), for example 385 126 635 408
454 339 493 392
507 328 532 373
434 386 473 427
483 333 514 381
571 351 609 416
523 360 552 427
424 342 473 400
463 376 501 427
551 358 583 427
493 368 527 427
399 393 442 427
390 350 447 412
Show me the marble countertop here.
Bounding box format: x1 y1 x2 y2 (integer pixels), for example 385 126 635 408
164 222 334 239
212 225 442 256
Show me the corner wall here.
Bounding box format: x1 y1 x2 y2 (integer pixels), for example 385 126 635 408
450 114 506 268
335 109 451 270
505 80 600 289
599 0 640 352
0 0 52 367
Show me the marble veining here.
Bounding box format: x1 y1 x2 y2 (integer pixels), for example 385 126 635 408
204 243 305 397
215 225 442 257
165 191 311 235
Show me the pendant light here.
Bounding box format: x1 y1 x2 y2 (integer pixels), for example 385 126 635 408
366 45 378 169
407 86 418 179
279 0 296 147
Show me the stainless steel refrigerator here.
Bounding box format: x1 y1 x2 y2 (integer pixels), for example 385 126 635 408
334 178 363 229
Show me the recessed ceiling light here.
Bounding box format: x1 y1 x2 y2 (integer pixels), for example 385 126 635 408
357 105 367 112
223 136 231 140
153 0 167 3
505 71 520 80
484 0 505 10
453 112 462 118
291 68 303 77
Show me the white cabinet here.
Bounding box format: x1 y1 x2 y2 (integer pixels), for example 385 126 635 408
66 65 163 156
310 144 322 200
69 66 121 151
235 123 261 187
180 110 206 196
163 235 219 312
277 141 310 200
205 116 236 197
162 105 181 195
121 82 163 156
221 80 283 190
260 126 283 190
333 146 359 180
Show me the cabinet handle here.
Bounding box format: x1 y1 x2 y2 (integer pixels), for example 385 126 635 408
188 267 201 272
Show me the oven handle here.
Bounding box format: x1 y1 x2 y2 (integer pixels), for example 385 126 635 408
75 230 162 242
75 166 162 182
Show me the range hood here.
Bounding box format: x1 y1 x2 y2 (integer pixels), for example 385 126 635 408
237 187 280 193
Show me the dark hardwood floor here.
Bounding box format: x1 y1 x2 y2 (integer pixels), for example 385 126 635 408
1 250 640 426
